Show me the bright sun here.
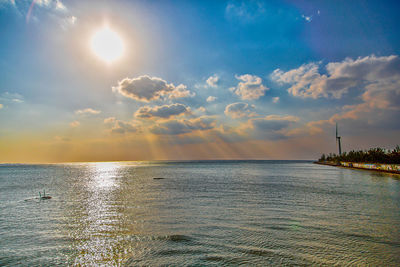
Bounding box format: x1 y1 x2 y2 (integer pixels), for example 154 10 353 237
90 27 124 63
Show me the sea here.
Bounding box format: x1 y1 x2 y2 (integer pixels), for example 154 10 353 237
0 160 399 266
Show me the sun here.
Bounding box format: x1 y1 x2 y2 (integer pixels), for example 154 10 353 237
90 27 124 63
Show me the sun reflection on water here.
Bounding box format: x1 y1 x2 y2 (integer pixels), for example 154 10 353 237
72 162 124 265
88 162 121 190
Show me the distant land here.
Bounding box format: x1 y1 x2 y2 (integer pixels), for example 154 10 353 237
315 146 400 174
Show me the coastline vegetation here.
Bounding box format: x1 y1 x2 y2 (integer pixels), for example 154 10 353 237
318 146 400 164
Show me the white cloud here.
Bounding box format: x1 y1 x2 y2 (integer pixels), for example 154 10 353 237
231 74 268 100
206 96 217 102
0 0 15 7
285 56 400 136
225 1 265 22
168 84 195 99
55 0 66 11
224 102 256 118
10 0 76 28
69 121 80 128
302 14 312 22
32 0 66 10
272 97 280 103
206 74 219 87
112 75 195 102
60 15 77 29
197 106 206 113
75 108 101 115
271 55 400 100
0 92 23 103
36 0 52 7
135 103 190 119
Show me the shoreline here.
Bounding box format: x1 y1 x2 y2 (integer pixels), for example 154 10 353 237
314 161 400 175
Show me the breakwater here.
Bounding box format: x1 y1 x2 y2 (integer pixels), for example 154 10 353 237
315 161 400 174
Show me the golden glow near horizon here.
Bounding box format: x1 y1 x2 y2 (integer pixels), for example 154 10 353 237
90 26 124 63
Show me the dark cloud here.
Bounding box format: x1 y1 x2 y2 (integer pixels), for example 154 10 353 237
248 115 299 140
112 75 195 102
224 102 256 118
111 120 138 134
135 103 190 119
150 117 216 135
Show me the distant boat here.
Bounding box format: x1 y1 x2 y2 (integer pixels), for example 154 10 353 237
39 190 52 200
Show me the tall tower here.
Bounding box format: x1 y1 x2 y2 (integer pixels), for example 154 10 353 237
336 123 342 156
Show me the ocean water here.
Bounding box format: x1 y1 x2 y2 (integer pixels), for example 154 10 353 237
0 160 399 266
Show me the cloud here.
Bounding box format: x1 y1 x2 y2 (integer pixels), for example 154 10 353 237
225 1 265 22
272 97 280 103
135 103 190 119
35 0 52 7
60 15 77 29
103 117 139 134
197 106 206 113
25 0 71 24
224 102 256 118
247 115 299 140
29 0 66 10
1 0 15 6
150 117 216 135
69 121 80 128
302 14 312 22
206 96 217 102
54 136 70 142
250 115 299 131
168 84 195 99
112 75 195 102
55 0 66 11
104 117 116 125
111 120 138 134
287 77 400 137
312 78 400 130
271 55 400 99
75 108 101 115
206 74 219 87
0 92 23 103
230 74 268 100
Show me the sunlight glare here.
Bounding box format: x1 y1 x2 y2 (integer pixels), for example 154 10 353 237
90 27 124 63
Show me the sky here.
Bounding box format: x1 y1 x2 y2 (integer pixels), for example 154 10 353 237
0 0 399 162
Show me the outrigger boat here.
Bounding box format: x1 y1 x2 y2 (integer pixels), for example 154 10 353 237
39 190 52 200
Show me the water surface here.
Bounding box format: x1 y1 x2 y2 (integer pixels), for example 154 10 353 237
0 161 399 266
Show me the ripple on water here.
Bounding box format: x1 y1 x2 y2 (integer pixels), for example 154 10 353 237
1 162 400 266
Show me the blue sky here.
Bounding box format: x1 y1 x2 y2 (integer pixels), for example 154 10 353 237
1 0 400 162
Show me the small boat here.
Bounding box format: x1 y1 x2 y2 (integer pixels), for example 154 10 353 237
39 190 52 200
